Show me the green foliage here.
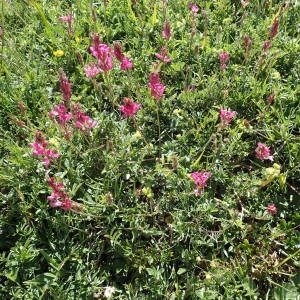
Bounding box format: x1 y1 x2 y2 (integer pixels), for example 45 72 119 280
0 0 299 298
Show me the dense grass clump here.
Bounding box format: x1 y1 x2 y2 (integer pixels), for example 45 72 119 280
0 0 299 299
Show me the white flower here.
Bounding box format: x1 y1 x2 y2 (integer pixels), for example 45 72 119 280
104 286 116 299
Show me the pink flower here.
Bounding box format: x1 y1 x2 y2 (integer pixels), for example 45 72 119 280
189 3 199 13
47 177 72 210
59 71 72 101
96 44 113 72
120 98 141 118
18 101 26 115
59 15 72 23
270 18 279 39
49 101 73 125
255 142 273 161
112 43 125 62
29 142 46 156
90 37 113 72
120 57 134 70
148 72 165 100
191 169 212 195
219 109 237 125
243 34 252 51
155 47 172 63
84 62 100 78
29 132 60 168
162 20 171 40
262 40 272 52
266 90 275 103
218 52 229 71
267 203 277 215
71 103 97 134
90 34 102 56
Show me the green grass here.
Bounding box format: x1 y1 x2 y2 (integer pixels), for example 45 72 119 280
0 0 299 299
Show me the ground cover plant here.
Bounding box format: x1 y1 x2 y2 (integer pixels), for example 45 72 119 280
0 0 299 299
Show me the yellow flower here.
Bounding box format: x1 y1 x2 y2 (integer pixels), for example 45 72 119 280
53 50 64 57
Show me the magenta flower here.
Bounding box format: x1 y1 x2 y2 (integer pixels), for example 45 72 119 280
162 20 171 40
49 102 73 125
267 203 277 215
262 40 272 52
189 3 199 13
120 98 141 118
255 142 273 161
112 44 134 70
59 71 72 101
29 132 60 168
269 18 279 39
148 72 165 100
218 52 229 71
59 15 72 23
84 62 100 78
219 109 237 125
266 90 275 103
90 37 113 72
71 103 97 134
155 47 172 63
112 43 125 62
120 57 134 70
243 34 252 51
191 169 212 195
90 34 102 57
30 142 47 156
96 44 113 72
47 177 72 210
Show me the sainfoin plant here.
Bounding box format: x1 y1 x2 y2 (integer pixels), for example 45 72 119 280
1 1 299 299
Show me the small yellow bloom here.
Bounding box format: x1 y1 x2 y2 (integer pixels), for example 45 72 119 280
75 36 80 42
53 50 64 57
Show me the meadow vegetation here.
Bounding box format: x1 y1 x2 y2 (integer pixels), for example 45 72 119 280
0 0 299 298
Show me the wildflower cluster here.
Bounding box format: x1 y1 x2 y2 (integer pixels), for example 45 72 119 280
120 98 141 118
50 71 96 137
191 170 212 196
29 131 60 168
148 72 165 100
84 35 133 77
47 177 72 210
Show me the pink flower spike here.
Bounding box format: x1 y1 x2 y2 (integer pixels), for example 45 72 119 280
71 103 97 133
121 57 134 70
50 102 72 125
120 98 141 118
270 18 279 39
148 72 165 100
219 109 237 125
266 90 275 103
41 157 51 168
59 15 73 23
29 142 46 156
267 203 277 215
90 42 113 72
191 170 212 188
59 71 72 101
49 199 63 208
84 62 100 78
219 52 229 64
150 83 165 100
47 177 72 210
112 43 125 62
155 47 172 63
262 40 272 52
255 142 273 161
162 20 171 40
189 3 199 13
